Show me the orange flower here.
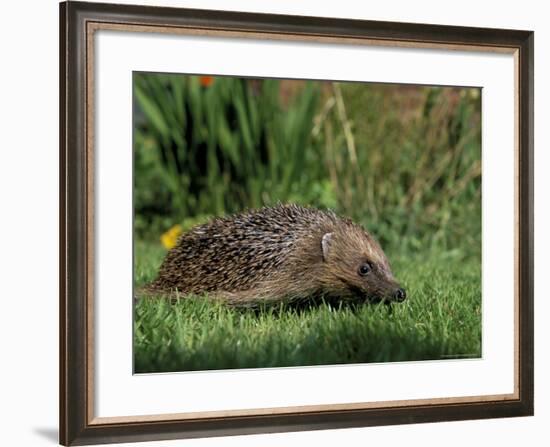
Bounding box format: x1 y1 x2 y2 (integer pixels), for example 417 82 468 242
199 76 214 87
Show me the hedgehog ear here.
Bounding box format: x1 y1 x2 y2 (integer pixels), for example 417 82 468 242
321 232 333 262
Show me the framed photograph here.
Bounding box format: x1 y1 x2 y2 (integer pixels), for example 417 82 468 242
60 1 534 445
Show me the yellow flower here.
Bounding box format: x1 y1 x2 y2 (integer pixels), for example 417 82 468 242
160 224 183 250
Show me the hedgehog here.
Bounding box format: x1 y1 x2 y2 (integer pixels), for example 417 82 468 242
143 204 406 307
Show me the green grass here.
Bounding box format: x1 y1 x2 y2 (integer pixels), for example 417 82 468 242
134 240 481 373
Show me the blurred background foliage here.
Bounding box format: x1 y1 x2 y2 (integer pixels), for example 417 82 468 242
134 73 481 257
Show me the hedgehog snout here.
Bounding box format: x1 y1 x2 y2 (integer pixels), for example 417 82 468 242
393 287 407 302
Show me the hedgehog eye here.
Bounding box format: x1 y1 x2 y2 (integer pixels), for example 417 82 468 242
358 262 372 276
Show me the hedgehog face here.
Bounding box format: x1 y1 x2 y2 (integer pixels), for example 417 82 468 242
320 230 406 304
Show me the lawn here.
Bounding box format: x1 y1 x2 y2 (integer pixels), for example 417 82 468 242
134 240 481 373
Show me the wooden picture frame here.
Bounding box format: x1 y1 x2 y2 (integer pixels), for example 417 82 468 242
59 1 534 445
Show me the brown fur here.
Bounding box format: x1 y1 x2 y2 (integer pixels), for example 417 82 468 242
142 204 404 307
